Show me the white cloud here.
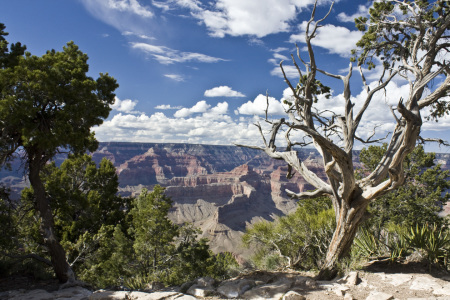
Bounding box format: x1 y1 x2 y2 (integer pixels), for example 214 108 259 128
237 94 288 116
174 100 211 118
97 87 449 148
131 42 227 64
111 96 139 113
95 107 264 146
290 22 363 57
164 74 185 81
208 102 229 115
204 86 245 97
337 5 369 23
168 0 335 38
155 104 183 109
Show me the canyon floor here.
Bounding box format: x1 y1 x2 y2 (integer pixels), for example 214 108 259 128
2 261 450 300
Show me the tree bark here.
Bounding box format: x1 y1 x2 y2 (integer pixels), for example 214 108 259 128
317 194 369 280
28 157 74 283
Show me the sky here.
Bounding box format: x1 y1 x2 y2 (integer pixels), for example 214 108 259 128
1 0 449 153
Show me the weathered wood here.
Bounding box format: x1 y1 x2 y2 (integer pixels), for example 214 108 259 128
237 0 450 279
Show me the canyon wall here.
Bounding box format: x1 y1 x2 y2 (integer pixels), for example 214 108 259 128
2 142 449 260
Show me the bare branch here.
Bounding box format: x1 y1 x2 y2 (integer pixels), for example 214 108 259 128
286 187 331 200
417 136 450 147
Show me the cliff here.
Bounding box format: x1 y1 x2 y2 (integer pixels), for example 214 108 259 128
2 142 449 260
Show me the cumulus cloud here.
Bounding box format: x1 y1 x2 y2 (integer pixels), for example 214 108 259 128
164 74 185 81
95 89 449 149
164 0 335 38
237 94 288 116
204 86 245 97
174 100 211 118
290 22 363 57
95 106 263 146
131 42 227 64
111 96 139 113
154 104 183 109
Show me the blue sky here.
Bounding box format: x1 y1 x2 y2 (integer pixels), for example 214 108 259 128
1 0 449 153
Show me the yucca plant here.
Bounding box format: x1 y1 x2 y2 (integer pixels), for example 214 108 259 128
353 227 387 258
404 223 450 268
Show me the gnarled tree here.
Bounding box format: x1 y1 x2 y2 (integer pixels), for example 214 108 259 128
0 24 118 283
237 0 449 279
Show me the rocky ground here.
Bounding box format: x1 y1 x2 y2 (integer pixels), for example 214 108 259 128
2 262 450 300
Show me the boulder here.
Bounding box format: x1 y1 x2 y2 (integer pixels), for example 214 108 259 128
241 277 294 300
281 290 306 300
346 271 360 286
186 285 215 298
196 277 215 287
217 279 255 298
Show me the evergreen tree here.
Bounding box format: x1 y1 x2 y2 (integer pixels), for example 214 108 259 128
0 23 118 282
130 186 179 277
360 145 449 230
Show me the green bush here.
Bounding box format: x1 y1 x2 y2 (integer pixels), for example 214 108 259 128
243 196 335 270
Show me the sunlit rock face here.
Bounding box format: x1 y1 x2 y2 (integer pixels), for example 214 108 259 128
2 142 448 260
90 142 330 259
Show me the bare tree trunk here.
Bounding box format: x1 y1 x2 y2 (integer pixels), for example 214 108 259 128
317 195 369 280
29 158 74 283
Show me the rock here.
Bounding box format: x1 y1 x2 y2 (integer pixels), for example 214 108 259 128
337 271 359 286
241 277 294 300
53 286 93 299
180 280 195 293
217 279 255 298
281 290 306 300
334 285 350 296
410 276 443 291
172 295 197 300
344 293 354 300
365 291 394 300
8 289 54 300
186 285 215 298
384 274 413 286
293 276 317 289
89 290 129 300
196 277 215 287
433 284 450 296
405 250 426 263
128 291 182 300
346 271 359 286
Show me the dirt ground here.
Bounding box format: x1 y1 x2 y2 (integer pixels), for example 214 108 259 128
2 260 450 299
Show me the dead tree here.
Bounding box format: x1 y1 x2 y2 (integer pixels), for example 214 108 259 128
237 0 450 279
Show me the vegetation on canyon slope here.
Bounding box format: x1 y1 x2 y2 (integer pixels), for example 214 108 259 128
243 145 449 273
1 0 450 287
0 154 238 289
236 0 450 279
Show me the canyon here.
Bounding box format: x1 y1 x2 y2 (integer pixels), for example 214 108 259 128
1 142 449 260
